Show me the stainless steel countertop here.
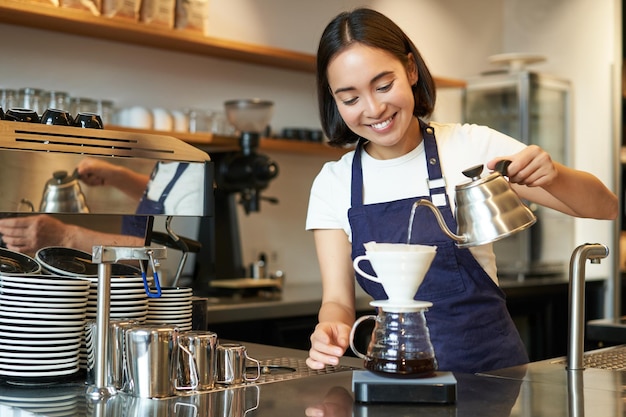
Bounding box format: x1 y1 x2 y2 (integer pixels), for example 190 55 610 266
1 343 626 416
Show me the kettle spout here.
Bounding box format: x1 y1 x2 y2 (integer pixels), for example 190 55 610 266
412 199 468 245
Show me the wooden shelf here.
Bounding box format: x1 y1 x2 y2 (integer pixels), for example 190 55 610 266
106 125 348 158
0 0 315 72
0 0 467 87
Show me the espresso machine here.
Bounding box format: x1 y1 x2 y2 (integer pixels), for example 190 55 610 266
194 99 279 291
0 117 214 399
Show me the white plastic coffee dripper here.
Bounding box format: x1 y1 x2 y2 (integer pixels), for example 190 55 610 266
354 241 437 311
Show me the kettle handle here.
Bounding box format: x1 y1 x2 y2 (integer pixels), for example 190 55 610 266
494 160 512 176
461 160 512 180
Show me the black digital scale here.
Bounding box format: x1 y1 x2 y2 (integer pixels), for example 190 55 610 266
352 370 457 404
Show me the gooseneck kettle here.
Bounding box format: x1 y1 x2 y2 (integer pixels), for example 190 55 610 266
414 160 536 248
39 169 90 213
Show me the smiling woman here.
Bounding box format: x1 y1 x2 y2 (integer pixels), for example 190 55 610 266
304 7 617 376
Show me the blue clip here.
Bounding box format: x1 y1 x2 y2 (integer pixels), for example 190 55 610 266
140 250 162 298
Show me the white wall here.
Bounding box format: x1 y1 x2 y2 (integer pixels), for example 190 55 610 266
0 0 619 289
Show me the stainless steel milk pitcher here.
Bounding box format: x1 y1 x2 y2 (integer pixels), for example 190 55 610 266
125 325 198 398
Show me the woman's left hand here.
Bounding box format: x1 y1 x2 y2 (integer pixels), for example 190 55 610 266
488 144 617 220
488 145 557 188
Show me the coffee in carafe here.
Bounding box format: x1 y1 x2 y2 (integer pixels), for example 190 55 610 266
350 307 437 377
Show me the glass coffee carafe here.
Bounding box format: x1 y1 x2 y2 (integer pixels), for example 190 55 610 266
350 302 437 377
350 242 438 378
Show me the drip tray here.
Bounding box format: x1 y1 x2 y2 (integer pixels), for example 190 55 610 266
249 357 356 385
551 345 626 370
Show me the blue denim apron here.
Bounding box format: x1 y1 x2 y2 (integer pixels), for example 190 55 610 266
348 122 528 373
121 162 189 237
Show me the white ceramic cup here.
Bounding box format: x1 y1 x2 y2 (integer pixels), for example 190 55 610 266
170 110 189 132
151 108 174 131
353 244 437 303
117 106 153 129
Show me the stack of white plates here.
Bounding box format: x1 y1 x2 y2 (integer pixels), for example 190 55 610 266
33 247 150 371
85 275 150 321
0 275 89 384
36 246 138 278
145 287 193 331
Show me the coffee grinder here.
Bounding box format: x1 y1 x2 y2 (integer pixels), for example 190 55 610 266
194 100 279 289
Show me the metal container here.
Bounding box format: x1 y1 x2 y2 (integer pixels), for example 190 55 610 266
125 325 182 398
39 169 90 213
414 161 536 248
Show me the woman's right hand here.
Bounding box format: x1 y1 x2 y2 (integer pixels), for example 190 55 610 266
76 157 150 201
76 157 120 187
306 321 352 370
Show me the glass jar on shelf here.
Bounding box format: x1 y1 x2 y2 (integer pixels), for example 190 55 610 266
0 89 18 111
18 87 46 115
45 91 72 113
96 99 115 126
71 97 98 115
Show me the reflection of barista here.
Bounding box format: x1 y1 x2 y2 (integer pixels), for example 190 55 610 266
122 162 193 237
0 157 148 255
79 158 204 220
0 158 204 255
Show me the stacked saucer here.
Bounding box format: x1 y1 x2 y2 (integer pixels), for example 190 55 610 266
145 287 193 331
0 274 89 384
35 246 148 370
85 275 150 321
35 246 142 280
35 247 146 321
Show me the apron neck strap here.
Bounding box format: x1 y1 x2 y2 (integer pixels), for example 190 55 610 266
420 120 449 207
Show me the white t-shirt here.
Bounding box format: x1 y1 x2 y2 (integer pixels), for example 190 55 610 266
145 162 206 215
305 122 527 283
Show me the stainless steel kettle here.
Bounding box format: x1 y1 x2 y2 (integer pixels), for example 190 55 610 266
39 169 90 213
414 160 536 248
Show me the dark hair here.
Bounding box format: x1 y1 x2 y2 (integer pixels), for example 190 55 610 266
317 8 436 147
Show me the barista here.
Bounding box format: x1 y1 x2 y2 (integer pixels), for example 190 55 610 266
305 8 618 374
